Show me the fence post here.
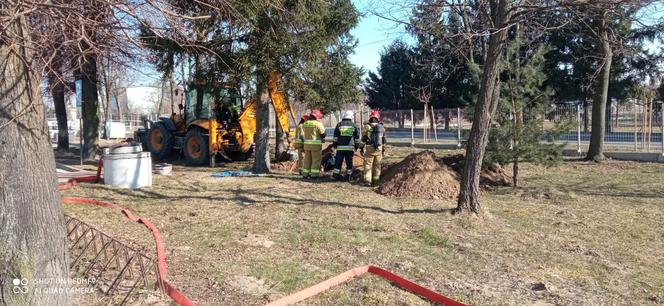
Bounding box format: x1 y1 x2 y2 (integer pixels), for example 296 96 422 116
634 101 638 151
423 104 428 143
457 107 462 147
661 102 664 156
79 116 83 166
431 105 438 142
410 109 414 147
577 103 581 154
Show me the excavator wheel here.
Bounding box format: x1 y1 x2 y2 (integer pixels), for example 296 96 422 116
184 128 209 166
147 122 174 158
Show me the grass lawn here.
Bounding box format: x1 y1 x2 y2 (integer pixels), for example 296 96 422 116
60 146 664 305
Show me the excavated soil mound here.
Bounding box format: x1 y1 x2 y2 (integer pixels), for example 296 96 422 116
272 160 298 171
352 153 365 168
378 151 511 200
378 151 460 200
480 163 512 187
438 154 511 187
272 151 363 173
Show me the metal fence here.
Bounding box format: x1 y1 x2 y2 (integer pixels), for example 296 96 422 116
65 215 163 305
47 115 148 142
49 101 664 155
313 103 664 154
548 101 664 153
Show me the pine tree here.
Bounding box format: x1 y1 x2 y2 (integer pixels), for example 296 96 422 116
141 0 360 171
364 41 419 112
485 28 565 187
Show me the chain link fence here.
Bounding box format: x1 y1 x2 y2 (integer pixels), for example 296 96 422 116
548 101 664 153
49 101 664 155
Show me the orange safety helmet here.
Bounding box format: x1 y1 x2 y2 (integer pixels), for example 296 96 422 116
310 109 324 120
369 110 381 121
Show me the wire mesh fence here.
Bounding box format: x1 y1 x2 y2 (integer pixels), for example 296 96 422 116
48 101 664 154
547 101 664 153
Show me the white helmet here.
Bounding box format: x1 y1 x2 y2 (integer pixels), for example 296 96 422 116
342 110 354 120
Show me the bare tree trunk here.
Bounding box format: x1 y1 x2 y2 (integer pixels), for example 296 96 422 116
456 0 510 215
101 56 111 139
586 14 612 162
156 78 165 116
48 59 69 152
583 97 589 132
169 72 175 115
0 8 69 304
116 91 123 122
79 55 99 160
253 71 271 173
444 111 451 130
429 108 435 132
512 160 519 188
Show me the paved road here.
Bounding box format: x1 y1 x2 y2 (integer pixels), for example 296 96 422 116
325 128 663 143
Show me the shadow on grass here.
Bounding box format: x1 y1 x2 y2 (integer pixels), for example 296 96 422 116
99 181 453 215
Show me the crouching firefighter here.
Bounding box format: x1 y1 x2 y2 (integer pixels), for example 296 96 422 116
293 115 308 174
332 110 359 181
362 111 386 186
301 109 326 179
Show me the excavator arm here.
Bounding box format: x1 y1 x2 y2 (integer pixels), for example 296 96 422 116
268 71 296 139
237 71 295 153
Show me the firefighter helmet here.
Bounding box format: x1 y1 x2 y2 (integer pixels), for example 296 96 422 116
369 110 381 121
342 110 354 120
311 109 324 119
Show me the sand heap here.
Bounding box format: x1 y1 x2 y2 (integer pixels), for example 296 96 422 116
378 150 511 200
378 151 460 200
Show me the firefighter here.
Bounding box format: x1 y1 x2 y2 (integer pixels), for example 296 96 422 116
293 115 308 174
362 110 386 186
332 110 359 181
301 109 326 179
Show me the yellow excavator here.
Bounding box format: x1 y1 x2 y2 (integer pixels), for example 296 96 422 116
144 71 296 166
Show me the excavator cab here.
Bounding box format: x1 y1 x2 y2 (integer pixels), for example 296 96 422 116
144 72 296 167
184 84 242 126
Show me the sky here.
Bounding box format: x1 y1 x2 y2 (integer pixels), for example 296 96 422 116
349 0 411 76
131 1 662 86
133 0 407 86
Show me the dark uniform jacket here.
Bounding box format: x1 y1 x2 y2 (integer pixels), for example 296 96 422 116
332 119 360 151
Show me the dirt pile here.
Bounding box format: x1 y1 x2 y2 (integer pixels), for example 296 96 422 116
378 151 511 200
438 154 512 187
273 150 365 173
378 151 460 200
272 160 298 171
352 153 365 168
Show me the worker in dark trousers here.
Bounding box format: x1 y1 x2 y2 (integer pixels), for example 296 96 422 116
332 111 360 181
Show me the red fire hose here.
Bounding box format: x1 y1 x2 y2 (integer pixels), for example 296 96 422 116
58 144 465 306
58 142 196 306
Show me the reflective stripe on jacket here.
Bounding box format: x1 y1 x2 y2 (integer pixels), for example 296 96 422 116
333 119 359 151
302 119 326 145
